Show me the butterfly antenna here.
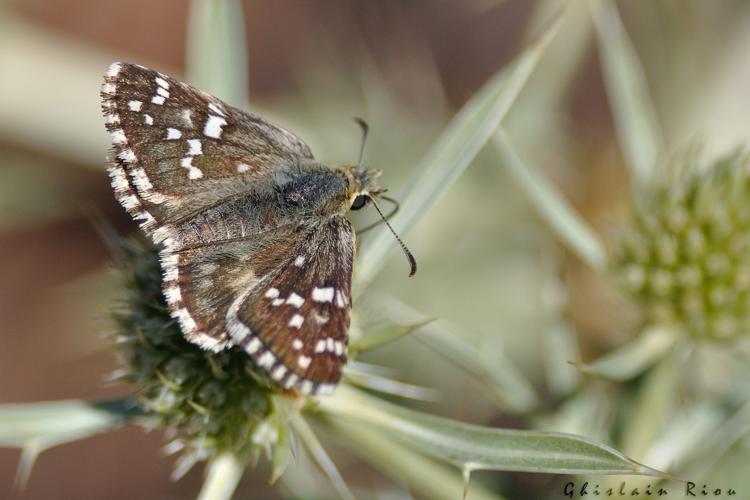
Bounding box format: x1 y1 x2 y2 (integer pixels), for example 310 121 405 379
354 117 369 171
368 196 417 277
381 195 400 218
358 196 400 234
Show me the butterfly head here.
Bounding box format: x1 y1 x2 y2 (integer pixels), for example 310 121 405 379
344 165 418 277
346 166 386 212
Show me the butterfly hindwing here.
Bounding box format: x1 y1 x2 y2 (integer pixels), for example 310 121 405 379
162 223 303 352
101 62 313 240
226 216 355 395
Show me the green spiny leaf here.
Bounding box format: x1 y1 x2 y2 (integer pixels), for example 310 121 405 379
354 16 562 291
320 386 669 477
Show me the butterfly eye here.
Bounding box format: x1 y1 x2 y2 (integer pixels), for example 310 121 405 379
350 195 368 210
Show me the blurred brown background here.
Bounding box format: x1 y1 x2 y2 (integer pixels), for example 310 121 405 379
2 1 750 498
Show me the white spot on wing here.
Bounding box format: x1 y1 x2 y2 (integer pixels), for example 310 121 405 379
130 167 153 191
172 307 197 333
314 340 326 353
180 157 203 179
284 374 298 389
109 129 126 145
151 95 165 105
193 334 225 352
258 351 275 369
246 337 261 354
128 100 143 112
297 355 311 369
187 139 202 156
164 285 182 305
237 162 250 173
160 252 179 279
118 149 137 164
312 287 335 303
203 115 227 138
271 298 285 306
101 83 116 95
289 314 304 328
294 256 305 267
326 338 335 352
118 194 139 210
228 321 250 343
265 288 280 298
156 87 170 98
166 128 182 139
271 365 287 381
292 339 303 350
335 290 348 308
300 381 314 395
155 76 170 89
106 63 121 77
108 167 129 192
334 341 344 356
286 293 304 308
144 114 154 125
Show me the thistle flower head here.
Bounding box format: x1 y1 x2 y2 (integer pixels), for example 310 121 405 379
109 237 295 474
612 149 750 340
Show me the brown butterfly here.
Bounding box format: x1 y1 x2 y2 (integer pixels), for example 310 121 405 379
101 62 415 396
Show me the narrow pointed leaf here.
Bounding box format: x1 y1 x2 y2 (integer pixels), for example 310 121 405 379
320 386 667 477
270 424 291 484
493 129 607 271
351 318 435 353
578 325 680 381
375 294 539 413
197 452 246 500
15 444 41 489
0 399 134 448
291 415 355 500
0 399 135 486
187 0 248 107
344 365 441 402
620 351 681 460
354 17 562 290
332 420 507 500
683 400 750 479
590 0 663 186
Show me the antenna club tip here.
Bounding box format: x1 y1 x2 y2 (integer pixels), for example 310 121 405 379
353 117 369 132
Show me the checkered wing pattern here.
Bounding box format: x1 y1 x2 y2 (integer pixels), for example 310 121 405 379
227 216 354 396
101 62 356 396
101 62 312 241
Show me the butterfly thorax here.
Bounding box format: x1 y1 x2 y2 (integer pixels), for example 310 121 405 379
277 163 383 218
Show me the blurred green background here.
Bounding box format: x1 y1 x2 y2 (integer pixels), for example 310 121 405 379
2 1 750 499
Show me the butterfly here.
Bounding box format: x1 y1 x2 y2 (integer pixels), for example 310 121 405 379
101 62 415 396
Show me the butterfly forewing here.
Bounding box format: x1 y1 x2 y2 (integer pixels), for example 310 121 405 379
101 62 313 239
102 62 358 396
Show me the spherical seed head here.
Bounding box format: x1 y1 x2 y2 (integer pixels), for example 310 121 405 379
611 149 750 341
108 236 291 470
